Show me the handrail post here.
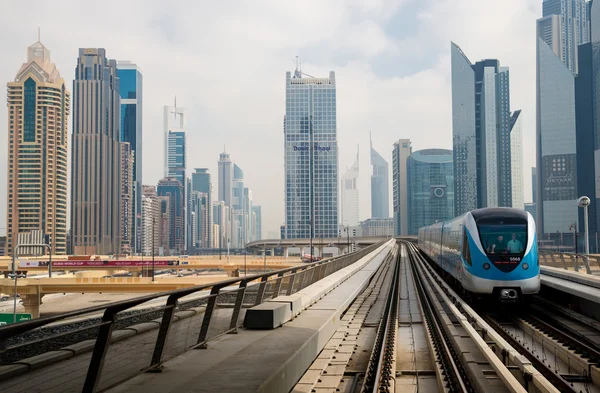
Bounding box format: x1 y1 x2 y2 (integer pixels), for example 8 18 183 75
286 272 297 296
196 285 224 348
273 272 285 298
82 309 117 393
254 275 269 305
148 294 180 370
229 280 248 332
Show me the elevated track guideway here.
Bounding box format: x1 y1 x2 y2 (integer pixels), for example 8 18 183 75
6 240 600 392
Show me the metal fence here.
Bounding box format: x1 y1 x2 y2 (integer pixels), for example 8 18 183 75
0 242 383 393
538 250 600 274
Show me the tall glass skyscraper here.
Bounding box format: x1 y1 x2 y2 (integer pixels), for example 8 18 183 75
451 43 513 215
157 177 184 254
510 110 525 209
536 0 590 236
164 104 187 186
7 39 70 255
407 149 454 235
371 134 389 218
117 61 142 254
284 67 338 239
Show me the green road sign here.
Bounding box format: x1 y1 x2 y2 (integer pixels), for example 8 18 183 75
0 313 32 326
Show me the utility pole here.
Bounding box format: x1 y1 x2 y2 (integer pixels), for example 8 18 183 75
152 217 155 282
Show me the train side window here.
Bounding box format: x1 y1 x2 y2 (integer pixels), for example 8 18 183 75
462 229 471 265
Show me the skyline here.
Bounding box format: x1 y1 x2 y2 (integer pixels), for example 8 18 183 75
0 0 542 237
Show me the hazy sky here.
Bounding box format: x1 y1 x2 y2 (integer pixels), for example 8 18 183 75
0 0 541 237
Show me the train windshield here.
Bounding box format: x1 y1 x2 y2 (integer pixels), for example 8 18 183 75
477 221 527 256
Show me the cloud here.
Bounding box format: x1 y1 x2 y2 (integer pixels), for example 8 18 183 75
0 0 541 237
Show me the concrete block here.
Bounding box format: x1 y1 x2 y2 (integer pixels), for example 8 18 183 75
14 350 73 370
244 302 292 329
127 322 160 334
174 310 196 320
62 339 96 355
0 364 29 382
270 295 303 317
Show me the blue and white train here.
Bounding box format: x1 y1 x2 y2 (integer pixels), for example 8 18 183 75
418 207 540 302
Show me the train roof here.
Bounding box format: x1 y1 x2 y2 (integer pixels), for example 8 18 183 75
469 207 529 221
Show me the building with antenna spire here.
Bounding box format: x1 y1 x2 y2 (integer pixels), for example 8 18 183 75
370 134 389 219
7 35 70 255
283 62 338 239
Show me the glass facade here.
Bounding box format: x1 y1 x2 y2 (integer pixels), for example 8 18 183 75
284 70 338 239
192 168 212 248
392 139 412 236
451 43 513 214
370 137 389 218
167 131 186 187
406 149 454 235
157 178 184 254
117 63 142 253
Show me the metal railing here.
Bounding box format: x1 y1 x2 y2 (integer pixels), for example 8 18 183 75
538 250 600 274
0 242 383 393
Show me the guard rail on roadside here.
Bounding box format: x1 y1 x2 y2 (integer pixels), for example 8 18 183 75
0 242 384 393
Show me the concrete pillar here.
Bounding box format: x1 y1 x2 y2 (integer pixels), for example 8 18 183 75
270 247 276 257
283 247 289 258
318 246 324 258
21 293 44 318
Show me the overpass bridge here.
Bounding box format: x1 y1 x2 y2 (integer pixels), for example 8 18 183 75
9 239 600 393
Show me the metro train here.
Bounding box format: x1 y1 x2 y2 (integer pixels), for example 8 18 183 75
418 207 540 302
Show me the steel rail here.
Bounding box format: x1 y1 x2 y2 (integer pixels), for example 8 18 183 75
406 242 536 393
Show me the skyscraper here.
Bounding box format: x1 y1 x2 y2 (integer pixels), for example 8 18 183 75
341 147 359 227
542 0 590 74
7 38 70 255
370 135 389 218
252 205 262 241
536 1 590 236
232 164 245 247
392 139 412 236
141 185 161 256
192 168 212 248
532 167 537 204
451 43 513 214
510 110 525 209
71 48 127 255
218 150 233 208
284 67 338 239
212 201 229 250
164 104 187 186
406 149 454 235
117 61 143 254
157 177 184 255
120 144 135 254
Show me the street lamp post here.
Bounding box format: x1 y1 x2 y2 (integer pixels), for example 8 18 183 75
578 196 591 256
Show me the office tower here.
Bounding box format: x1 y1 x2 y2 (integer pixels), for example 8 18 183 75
117 61 143 254
71 48 126 255
536 1 591 236
252 205 262 241
392 139 412 236
120 144 135 254
157 177 184 255
341 147 359 227
218 150 233 208
243 187 253 245
370 135 389 218
212 201 228 250
284 66 338 239
525 203 537 222
164 104 187 184
192 168 212 248
360 218 394 237
6 38 70 255
451 43 513 214
510 111 525 209
190 191 210 249
141 186 161 256
542 0 590 73
406 149 454 235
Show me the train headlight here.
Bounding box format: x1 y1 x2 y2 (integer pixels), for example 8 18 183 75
522 263 529 270
483 263 490 270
